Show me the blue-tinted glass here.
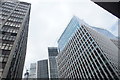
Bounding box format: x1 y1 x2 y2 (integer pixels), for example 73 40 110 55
58 16 85 51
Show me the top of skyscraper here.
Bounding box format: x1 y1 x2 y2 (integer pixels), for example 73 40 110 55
58 16 117 51
58 16 87 51
48 47 58 57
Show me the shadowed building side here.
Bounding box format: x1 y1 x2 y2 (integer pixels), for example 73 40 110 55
0 0 31 79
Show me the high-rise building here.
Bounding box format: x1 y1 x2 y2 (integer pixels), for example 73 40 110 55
37 59 49 78
48 47 58 78
29 63 36 78
0 0 31 79
56 16 119 79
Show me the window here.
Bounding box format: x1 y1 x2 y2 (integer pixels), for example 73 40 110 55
89 37 92 41
96 48 101 53
86 33 89 36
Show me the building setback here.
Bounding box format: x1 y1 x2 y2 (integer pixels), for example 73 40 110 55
48 47 58 78
56 16 119 79
0 0 31 79
37 59 49 78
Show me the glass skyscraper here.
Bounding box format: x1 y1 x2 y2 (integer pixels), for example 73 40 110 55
37 59 49 78
0 0 31 79
48 47 58 78
57 16 119 79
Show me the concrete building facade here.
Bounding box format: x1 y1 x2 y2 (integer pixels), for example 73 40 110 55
0 0 31 79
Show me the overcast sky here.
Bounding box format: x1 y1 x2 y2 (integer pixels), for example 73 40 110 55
20 0 118 76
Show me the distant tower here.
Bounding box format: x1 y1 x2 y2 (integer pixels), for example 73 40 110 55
29 63 36 78
37 59 49 78
48 47 58 78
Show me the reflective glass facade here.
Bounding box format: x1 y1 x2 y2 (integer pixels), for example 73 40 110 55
48 47 58 78
37 60 49 78
0 0 31 79
57 16 119 79
58 16 88 52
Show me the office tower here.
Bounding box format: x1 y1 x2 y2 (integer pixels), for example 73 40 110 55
56 16 119 79
48 47 58 78
29 63 36 78
0 0 31 79
37 59 49 78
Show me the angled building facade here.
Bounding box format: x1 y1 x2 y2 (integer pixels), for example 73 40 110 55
48 47 58 78
56 16 119 79
37 59 49 78
0 0 31 79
